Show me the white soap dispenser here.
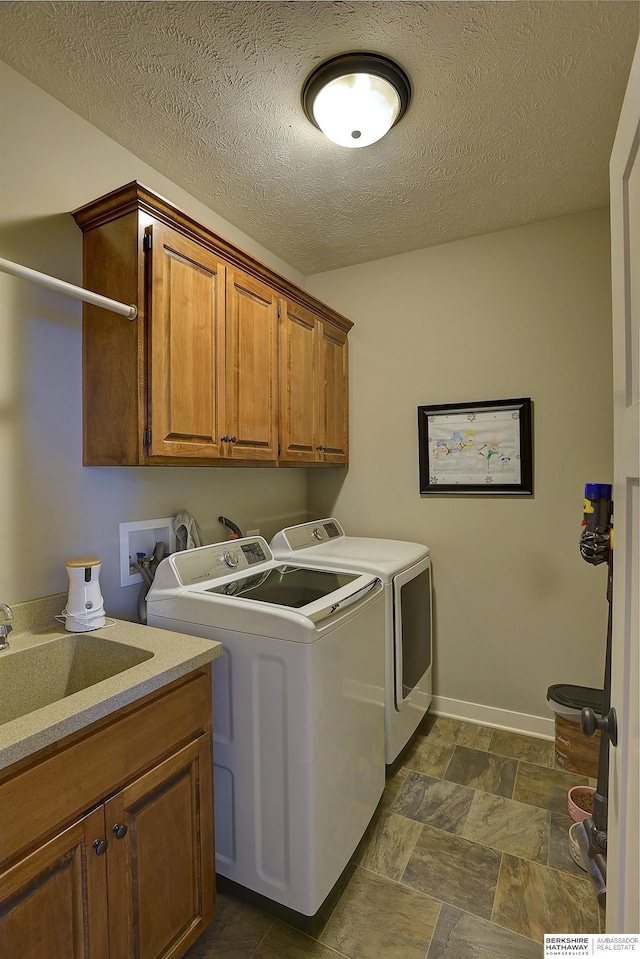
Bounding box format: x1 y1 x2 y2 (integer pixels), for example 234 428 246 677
65 557 106 632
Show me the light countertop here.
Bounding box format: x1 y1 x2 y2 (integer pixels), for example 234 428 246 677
0 618 222 772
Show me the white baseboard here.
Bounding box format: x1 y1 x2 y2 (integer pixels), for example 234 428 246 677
431 695 555 741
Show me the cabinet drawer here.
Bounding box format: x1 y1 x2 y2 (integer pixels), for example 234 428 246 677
0 668 211 867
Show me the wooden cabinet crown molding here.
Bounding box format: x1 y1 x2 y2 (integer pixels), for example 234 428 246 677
72 181 353 335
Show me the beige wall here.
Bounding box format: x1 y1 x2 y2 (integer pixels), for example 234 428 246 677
306 210 613 726
0 61 307 617
1 60 615 729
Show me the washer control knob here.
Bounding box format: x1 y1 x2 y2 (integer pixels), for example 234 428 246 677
312 527 326 541
222 549 239 568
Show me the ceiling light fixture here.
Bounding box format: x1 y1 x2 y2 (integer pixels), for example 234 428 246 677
302 52 412 149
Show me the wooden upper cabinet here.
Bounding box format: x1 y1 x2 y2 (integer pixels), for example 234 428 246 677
279 301 349 465
318 322 349 464
72 181 352 467
148 223 226 460
224 269 279 461
279 301 319 464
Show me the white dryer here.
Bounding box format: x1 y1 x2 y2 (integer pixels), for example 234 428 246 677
270 519 432 765
146 536 385 918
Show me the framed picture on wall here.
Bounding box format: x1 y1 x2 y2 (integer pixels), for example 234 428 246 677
418 397 533 495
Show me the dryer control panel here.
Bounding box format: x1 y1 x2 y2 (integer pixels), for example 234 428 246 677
271 519 345 552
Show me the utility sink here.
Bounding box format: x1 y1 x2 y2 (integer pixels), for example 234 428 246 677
0 635 154 726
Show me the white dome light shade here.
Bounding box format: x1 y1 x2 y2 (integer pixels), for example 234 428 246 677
302 53 411 149
312 73 401 148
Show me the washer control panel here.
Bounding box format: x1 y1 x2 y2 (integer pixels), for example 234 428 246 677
240 540 269 565
171 537 271 585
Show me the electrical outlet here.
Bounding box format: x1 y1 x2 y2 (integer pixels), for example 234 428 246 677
119 518 177 587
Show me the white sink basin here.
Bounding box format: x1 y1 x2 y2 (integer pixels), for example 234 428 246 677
0 635 154 725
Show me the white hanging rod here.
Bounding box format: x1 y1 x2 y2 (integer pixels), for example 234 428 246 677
0 256 138 319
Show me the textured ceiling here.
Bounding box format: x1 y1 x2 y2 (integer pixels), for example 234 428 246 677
0 1 637 274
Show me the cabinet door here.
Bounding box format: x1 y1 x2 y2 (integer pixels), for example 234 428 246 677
317 323 349 465
279 300 320 463
105 735 214 959
0 807 109 959
148 222 227 460
224 268 279 461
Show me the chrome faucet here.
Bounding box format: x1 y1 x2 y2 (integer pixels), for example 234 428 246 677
0 603 13 650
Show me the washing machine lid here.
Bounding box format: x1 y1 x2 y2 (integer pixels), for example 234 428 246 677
206 564 359 606
270 519 430 580
147 537 383 639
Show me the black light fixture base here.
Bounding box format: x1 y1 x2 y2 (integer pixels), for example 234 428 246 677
301 52 412 131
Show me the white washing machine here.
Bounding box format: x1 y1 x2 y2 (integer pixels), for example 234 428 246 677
146 536 385 918
270 519 432 765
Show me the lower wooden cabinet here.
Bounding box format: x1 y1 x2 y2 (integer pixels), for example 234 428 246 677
106 735 214 959
0 807 109 959
0 669 215 959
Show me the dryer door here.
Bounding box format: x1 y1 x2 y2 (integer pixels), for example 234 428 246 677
393 556 432 708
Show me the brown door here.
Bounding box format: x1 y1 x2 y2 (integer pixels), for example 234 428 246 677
105 735 215 959
279 300 319 463
0 807 109 959
147 221 227 460
224 268 279 461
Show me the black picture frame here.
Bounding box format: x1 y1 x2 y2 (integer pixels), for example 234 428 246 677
418 397 533 495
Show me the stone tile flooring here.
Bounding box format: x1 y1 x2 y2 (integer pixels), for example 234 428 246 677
184 716 602 959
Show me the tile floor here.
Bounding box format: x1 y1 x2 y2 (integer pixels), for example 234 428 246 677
184 716 602 959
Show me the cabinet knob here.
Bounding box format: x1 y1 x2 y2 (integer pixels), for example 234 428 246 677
112 823 128 840
93 839 109 856
229 436 237 444
316 445 327 452
221 435 230 443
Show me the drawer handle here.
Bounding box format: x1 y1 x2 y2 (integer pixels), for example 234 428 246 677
93 839 109 856
112 823 128 840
